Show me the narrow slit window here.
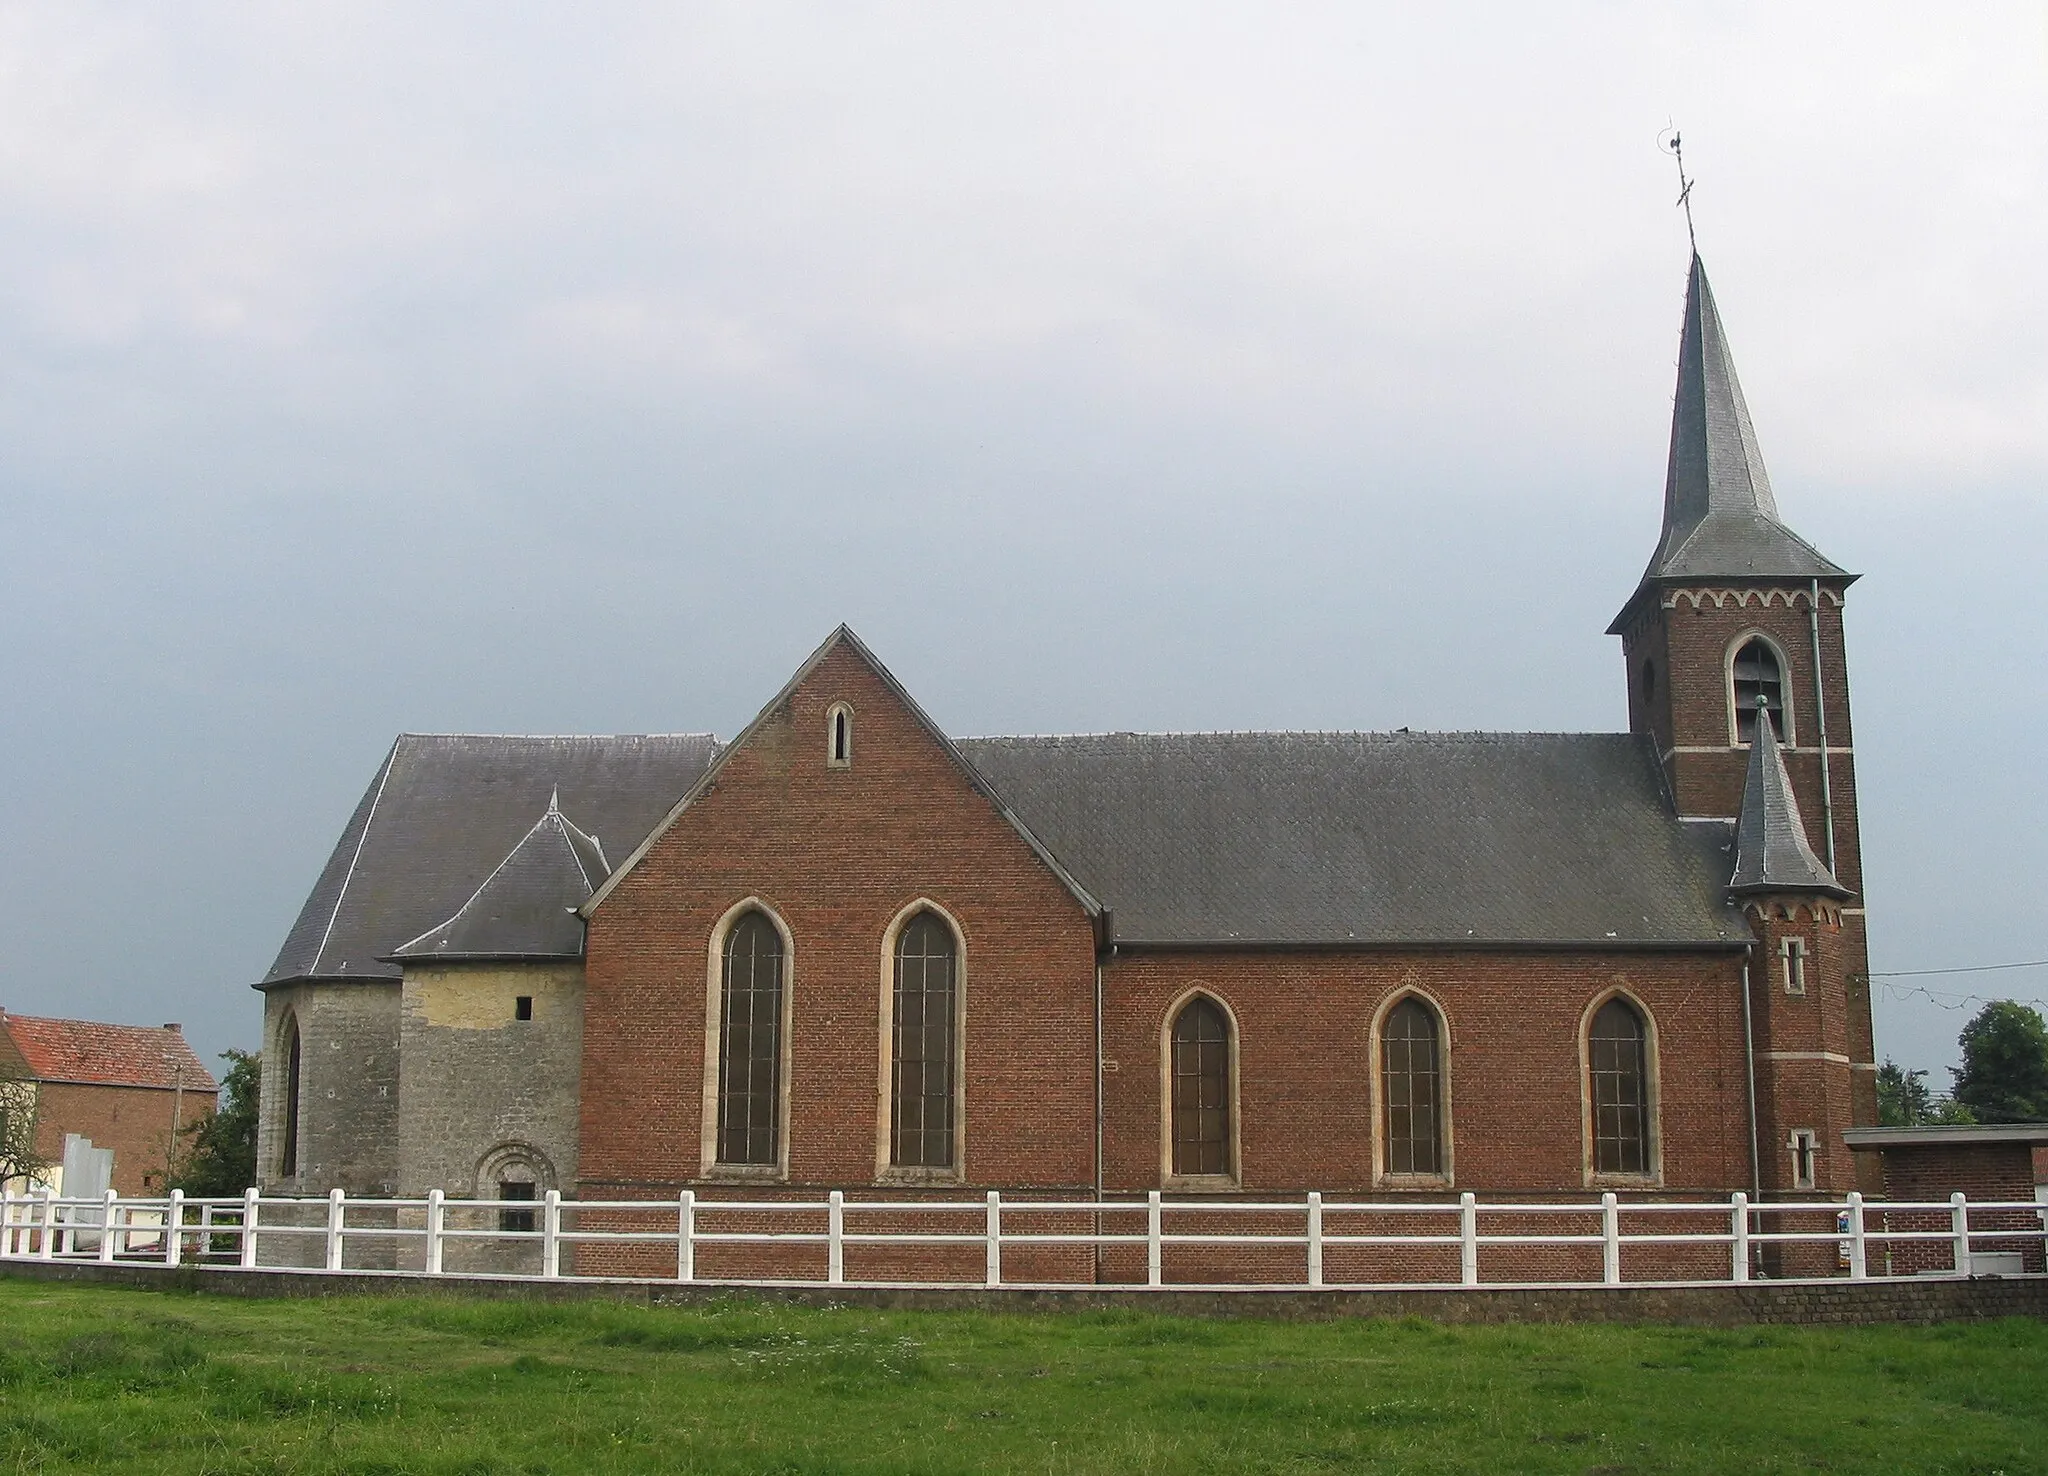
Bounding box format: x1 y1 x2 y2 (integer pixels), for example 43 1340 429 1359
1170 997 1232 1178
1732 638 1786 745
891 912 957 1169
827 704 853 767
1782 938 1808 997
280 1016 302 1178
1790 1129 1818 1190
515 995 533 1021
1381 998 1444 1175
716 912 784 1166
1589 999 1651 1176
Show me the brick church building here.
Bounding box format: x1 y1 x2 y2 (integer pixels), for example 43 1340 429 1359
254 255 1876 1259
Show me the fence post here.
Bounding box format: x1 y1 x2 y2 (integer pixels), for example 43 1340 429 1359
326 1188 345 1272
1847 1191 1868 1281
677 1190 695 1282
828 1190 845 1285
99 1190 119 1264
1306 1192 1324 1290
1 1189 11 1257
166 1189 185 1267
40 1188 57 1260
1951 1191 1970 1278
985 1190 1002 1288
1600 1191 1620 1286
425 1189 445 1275
1731 1192 1749 1282
239 1188 260 1269
1460 1192 1479 1288
543 1189 562 1279
1146 1191 1163 1288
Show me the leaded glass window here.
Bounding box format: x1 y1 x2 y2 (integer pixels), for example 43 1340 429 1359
716 913 784 1165
1590 998 1651 1175
1732 638 1785 744
1170 998 1232 1178
1382 998 1443 1175
891 912 957 1168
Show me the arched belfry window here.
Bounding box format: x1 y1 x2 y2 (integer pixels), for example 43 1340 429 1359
1589 998 1652 1176
890 911 958 1168
1170 997 1233 1178
1732 638 1786 745
1381 997 1444 1175
279 1013 302 1178
717 912 785 1166
826 703 853 768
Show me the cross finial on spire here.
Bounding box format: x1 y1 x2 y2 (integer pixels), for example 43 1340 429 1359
1659 125 1697 253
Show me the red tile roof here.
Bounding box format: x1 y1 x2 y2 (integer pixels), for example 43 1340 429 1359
0 1010 217 1092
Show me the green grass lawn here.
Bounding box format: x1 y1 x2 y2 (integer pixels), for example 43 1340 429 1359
1 1278 2043 1474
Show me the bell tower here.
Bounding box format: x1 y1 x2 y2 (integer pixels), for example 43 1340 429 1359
1609 255 1879 1173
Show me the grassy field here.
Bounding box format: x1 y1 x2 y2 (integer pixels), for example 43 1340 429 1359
1 1278 2044 1474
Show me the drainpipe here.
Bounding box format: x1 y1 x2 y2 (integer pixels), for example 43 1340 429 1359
1809 579 1837 871
1093 910 1112 1285
1739 953 1761 1201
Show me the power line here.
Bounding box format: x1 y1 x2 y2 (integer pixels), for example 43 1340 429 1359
1870 958 2048 979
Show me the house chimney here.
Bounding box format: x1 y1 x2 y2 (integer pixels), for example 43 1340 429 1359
163 1023 182 1033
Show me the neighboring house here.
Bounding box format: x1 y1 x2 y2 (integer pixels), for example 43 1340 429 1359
254 255 1877 1257
0 1009 217 1196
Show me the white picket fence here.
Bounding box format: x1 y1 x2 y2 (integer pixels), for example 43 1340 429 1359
3 1187 2043 1289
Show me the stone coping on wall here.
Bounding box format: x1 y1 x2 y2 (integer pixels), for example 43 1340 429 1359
6 1259 2047 1327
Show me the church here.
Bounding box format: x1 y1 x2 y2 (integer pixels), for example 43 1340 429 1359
252 254 1876 1260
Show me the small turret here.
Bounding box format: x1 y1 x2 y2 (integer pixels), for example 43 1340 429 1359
1729 697 1849 898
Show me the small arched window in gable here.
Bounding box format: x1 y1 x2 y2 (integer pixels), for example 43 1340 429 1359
1170 997 1233 1178
279 1013 302 1178
1381 997 1444 1175
1731 638 1786 745
716 912 785 1166
826 703 854 768
1589 998 1652 1176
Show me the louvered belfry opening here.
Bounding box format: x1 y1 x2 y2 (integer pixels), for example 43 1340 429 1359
716 912 784 1166
1732 638 1785 745
1170 997 1232 1177
1590 998 1651 1174
891 912 958 1168
1382 997 1443 1175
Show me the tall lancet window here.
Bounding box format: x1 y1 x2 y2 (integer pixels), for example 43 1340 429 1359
279 1014 302 1178
1170 997 1233 1178
1732 638 1786 745
1589 998 1652 1176
1381 998 1444 1175
717 913 785 1166
891 912 958 1168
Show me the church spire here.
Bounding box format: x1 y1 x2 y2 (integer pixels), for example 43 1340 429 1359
1641 255 1847 585
1729 698 1849 897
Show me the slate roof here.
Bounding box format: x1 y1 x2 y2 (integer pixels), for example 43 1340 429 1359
0 1010 217 1092
1728 703 1850 897
1610 255 1850 631
263 734 718 986
956 732 1753 947
391 798 610 961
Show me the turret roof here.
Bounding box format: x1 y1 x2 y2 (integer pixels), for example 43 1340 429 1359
390 796 610 962
1728 700 1850 897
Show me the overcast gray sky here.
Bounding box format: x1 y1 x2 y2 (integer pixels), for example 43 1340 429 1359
2 4 2043 1090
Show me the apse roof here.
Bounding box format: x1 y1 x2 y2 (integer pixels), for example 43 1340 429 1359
390 797 611 962
262 733 717 987
957 731 1753 947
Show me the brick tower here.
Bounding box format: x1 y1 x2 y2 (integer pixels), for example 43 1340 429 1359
1609 255 1877 1197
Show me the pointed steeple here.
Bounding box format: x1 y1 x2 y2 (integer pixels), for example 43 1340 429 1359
1729 698 1849 897
1646 255 1847 584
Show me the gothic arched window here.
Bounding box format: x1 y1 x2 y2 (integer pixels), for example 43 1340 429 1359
1170 997 1233 1178
1381 997 1444 1175
279 1013 302 1179
1731 637 1787 745
890 911 958 1168
1589 997 1652 1176
716 912 785 1166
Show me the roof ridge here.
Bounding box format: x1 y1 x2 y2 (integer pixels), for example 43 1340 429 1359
310 738 399 976
957 729 1637 742
394 731 719 741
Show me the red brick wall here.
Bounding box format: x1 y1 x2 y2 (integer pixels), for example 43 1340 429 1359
1870 1143 2045 1276
579 637 1100 1198
33 1081 212 1196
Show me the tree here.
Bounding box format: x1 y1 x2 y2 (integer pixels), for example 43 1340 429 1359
1952 1001 2048 1125
0 1054 52 1189
172 1050 260 1196
1876 1058 1974 1126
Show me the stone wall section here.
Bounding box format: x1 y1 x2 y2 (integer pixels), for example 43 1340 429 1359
256 982 400 1200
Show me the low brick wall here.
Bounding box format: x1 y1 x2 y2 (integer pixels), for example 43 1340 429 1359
7 1257 2047 1328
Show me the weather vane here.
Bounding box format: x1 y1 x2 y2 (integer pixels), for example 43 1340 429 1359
1658 125 1697 253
